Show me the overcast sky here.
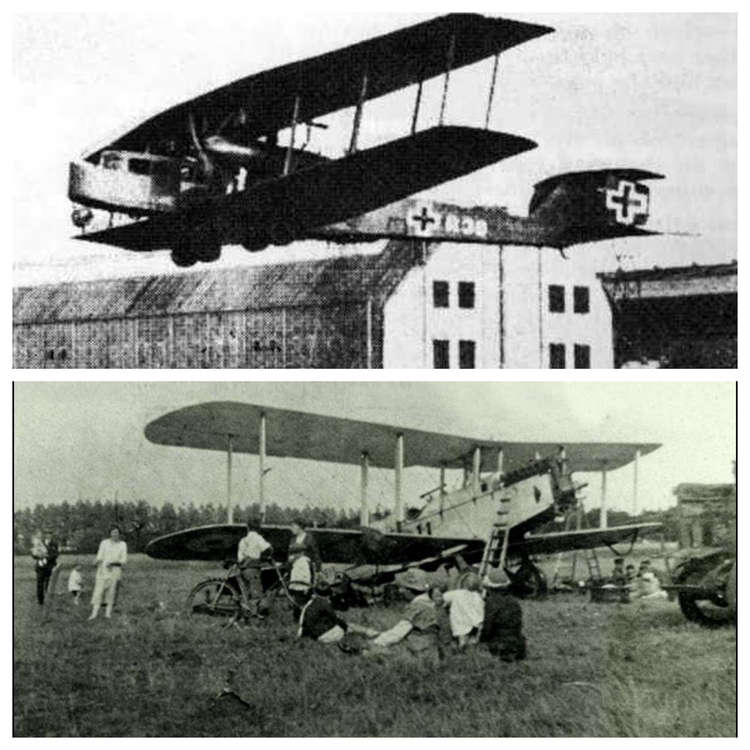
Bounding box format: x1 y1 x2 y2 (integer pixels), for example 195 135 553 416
12 12 736 285
13 382 736 516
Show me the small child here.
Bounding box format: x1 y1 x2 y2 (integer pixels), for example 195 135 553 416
67 565 83 605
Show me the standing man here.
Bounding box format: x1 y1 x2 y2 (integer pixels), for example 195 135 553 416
89 525 127 620
31 529 59 606
237 519 273 616
287 519 322 574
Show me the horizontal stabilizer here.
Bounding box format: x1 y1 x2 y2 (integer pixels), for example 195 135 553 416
529 168 665 248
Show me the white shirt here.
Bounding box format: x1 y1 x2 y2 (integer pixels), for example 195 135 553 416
96 538 127 566
443 589 485 637
67 569 83 592
237 531 271 561
289 555 312 591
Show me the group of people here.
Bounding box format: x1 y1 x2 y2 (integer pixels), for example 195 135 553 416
29 525 128 619
610 557 668 600
237 520 527 662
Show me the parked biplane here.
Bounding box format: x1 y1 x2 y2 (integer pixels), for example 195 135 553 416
69 14 663 267
144 402 661 596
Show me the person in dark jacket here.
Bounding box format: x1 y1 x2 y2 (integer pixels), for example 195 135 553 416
298 579 351 643
480 569 526 661
31 529 59 606
298 577 378 644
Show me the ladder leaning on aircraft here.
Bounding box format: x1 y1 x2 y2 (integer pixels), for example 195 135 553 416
67 14 665 267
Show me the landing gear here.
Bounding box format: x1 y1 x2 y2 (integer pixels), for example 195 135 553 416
507 557 547 599
171 221 222 267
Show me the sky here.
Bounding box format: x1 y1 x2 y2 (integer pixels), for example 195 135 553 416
13 382 736 515
11 12 737 285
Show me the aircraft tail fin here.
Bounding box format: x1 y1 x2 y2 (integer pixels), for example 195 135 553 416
528 168 664 248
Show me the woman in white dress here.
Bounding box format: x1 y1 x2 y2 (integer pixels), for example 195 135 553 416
89 526 127 620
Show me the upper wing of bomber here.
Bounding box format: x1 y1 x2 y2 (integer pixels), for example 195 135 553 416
85 14 553 158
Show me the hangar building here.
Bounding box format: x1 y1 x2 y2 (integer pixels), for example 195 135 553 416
13 240 614 369
598 262 737 368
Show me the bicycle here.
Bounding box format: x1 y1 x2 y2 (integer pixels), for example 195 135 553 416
185 559 293 625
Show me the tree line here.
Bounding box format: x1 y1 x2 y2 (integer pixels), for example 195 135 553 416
13 499 363 555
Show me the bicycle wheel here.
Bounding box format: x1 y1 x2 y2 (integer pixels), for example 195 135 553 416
186 578 241 618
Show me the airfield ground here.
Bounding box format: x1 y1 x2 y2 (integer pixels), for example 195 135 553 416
14 552 736 737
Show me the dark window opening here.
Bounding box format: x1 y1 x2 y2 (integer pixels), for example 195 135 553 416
458 281 475 309
128 159 152 176
549 343 566 369
574 344 591 369
459 340 476 369
433 280 449 308
548 285 565 313
574 286 590 314
433 339 450 369
45 349 55 361
59 349 67 361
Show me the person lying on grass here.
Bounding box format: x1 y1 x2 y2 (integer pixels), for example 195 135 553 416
367 570 450 656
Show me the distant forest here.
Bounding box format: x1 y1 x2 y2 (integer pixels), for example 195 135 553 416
13 499 363 555
13 498 680 555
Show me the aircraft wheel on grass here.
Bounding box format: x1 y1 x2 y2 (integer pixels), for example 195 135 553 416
677 568 733 627
508 560 547 599
186 578 241 618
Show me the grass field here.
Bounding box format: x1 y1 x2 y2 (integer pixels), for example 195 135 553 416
13 553 736 737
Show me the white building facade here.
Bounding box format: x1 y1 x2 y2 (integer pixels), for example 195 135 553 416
383 243 614 369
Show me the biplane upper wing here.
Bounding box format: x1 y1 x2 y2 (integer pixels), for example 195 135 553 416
516 522 663 557
76 126 537 251
145 523 485 564
88 14 553 157
144 400 660 472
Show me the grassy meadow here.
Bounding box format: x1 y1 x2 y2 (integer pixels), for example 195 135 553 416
13 552 736 737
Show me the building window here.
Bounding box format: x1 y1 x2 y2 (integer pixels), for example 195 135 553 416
574 286 590 314
549 343 566 369
548 285 565 313
433 280 449 308
458 281 475 309
433 339 450 369
574 344 591 369
459 340 476 369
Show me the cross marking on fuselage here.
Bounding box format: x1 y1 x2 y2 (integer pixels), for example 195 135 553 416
413 206 437 232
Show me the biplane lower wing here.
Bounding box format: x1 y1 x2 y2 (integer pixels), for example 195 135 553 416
75 126 537 252
516 522 663 557
146 521 661 568
145 523 486 565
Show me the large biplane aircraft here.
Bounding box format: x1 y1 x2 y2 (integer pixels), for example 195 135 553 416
144 402 661 594
68 14 663 267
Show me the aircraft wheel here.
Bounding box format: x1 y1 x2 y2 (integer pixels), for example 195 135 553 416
726 561 737 621
171 241 197 268
509 561 547 599
186 578 241 618
268 221 297 247
676 568 732 627
193 242 222 264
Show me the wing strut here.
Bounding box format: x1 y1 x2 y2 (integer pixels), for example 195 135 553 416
348 70 369 155
438 34 456 126
283 96 301 176
484 53 500 129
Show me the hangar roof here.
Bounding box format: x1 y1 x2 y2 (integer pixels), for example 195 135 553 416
13 241 420 324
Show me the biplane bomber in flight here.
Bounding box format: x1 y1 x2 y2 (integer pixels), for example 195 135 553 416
69 14 663 268
144 402 661 595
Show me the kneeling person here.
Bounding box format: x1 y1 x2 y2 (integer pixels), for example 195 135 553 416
480 569 527 661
